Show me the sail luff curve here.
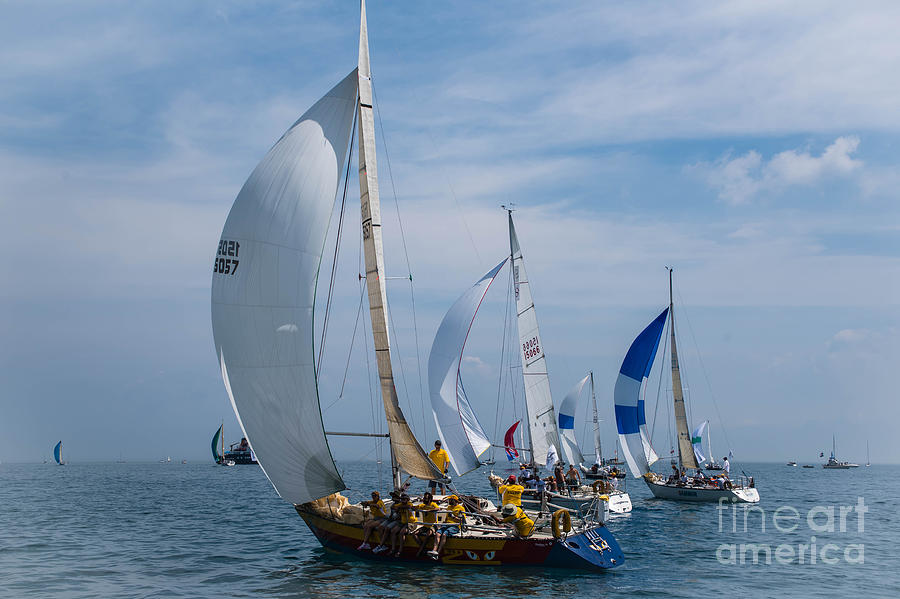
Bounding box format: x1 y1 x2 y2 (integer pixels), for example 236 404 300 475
357 2 442 481
211 70 358 505
428 259 507 476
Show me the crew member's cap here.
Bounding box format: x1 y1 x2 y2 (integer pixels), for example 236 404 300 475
507 475 517 483
501 503 517 516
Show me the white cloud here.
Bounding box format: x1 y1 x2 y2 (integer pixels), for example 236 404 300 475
690 136 863 204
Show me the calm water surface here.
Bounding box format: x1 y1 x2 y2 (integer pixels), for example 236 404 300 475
1 461 896 598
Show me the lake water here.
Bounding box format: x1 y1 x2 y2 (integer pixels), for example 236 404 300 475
1 460 896 598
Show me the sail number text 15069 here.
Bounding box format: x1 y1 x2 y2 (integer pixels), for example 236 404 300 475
214 239 240 275
523 337 541 360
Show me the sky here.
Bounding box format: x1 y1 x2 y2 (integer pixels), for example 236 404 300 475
1 1 898 468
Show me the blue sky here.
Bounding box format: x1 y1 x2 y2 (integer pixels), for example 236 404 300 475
1 1 897 467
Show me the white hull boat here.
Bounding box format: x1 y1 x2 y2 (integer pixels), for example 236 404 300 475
644 475 759 503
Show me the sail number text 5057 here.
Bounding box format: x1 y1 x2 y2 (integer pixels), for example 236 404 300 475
214 239 240 275
523 337 541 360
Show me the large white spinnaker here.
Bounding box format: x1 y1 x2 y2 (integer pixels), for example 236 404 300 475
211 71 358 505
509 212 560 466
559 374 589 466
429 259 507 476
614 308 668 478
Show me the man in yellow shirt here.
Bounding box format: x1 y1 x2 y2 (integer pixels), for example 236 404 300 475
498 503 535 538
428 440 450 494
498 474 524 507
390 493 417 557
414 491 439 556
357 490 386 551
430 495 465 559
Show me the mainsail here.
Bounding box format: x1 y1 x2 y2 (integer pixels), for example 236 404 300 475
429 260 506 476
508 212 559 466
589 372 603 465
614 308 668 478
669 269 698 470
211 70 358 505
357 2 441 482
559 374 589 466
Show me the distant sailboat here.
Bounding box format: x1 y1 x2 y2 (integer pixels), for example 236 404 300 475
53 441 65 466
614 269 759 503
822 435 859 468
866 441 870 467
211 424 224 464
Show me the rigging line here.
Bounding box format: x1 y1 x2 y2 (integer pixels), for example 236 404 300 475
316 106 358 378
674 283 734 452
493 261 512 449
371 82 427 433
423 127 483 267
650 310 670 446
323 284 368 412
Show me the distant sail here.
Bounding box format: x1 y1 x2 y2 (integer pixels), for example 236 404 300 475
211 70 358 505
614 308 668 478
429 259 506 476
211 425 223 463
691 421 708 465
53 441 62 465
559 374 589 466
504 421 521 461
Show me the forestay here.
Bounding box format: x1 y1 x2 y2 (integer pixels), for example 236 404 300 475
614 308 668 478
509 213 560 466
211 70 357 505
428 260 506 476
559 374 589 466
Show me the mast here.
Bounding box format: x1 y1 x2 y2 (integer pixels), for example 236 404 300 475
669 268 698 470
590 371 602 465
358 0 441 490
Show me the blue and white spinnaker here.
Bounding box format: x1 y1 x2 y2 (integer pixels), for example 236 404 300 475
614 308 668 478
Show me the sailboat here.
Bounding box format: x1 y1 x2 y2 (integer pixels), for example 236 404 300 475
614 269 759 503
866 441 870 467
53 441 65 466
209 1 622 570
822 435 859 468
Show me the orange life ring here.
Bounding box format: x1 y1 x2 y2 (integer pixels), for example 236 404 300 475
551 509 572 539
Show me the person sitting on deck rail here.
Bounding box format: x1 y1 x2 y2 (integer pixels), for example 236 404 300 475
414 492 439 556
498 475 524 507
371 491 402 554
428 440 450 495
357 490 386 551
430 495 465 559
495 503 535 538
389 493 417 557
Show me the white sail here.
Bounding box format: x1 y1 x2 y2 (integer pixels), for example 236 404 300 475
559 374 589 466
357 2 441 482
211 71 358 504
691 420 708 465
509 212 560 466
428 260 507 476
590 372 603 465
